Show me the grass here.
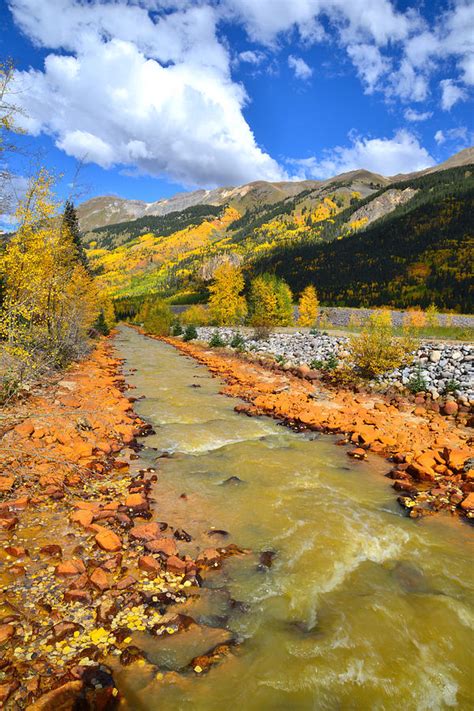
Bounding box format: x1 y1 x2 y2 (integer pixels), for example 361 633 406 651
327 324 473 342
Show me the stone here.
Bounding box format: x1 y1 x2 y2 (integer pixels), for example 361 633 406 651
0 623 15 644
5 545 27 558
0 517 18 530
129 522 162 542
116 574 137 590
90 567 110 591
64 589 91 604
166 556 187 574
138 555 162 575
144 537 177 556
52 621 81 641
56 559 86 576
348 448 367 460
14 420 35 437
70 509 94 527
27 680 83 710
95 530 122 552
124 493 148 510
0 476 14 493
442 401 458 416
460 493 474 511
39 544 62 557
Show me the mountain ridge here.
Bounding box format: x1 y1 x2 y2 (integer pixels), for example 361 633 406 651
77 147 473 232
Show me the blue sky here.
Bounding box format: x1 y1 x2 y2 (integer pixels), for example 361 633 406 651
1 0 473 210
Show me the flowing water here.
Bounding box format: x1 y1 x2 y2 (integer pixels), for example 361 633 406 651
113 326 474 710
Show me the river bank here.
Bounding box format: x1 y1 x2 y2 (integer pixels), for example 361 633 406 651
0 337 240 708
155 331 474 521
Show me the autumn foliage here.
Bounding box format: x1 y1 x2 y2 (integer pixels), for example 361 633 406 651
0 171 102 391
298 285 319 327
208 262 247 326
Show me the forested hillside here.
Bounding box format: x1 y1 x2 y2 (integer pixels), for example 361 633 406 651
81 156 474 311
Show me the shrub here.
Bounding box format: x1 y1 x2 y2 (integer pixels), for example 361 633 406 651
93 309 110 336
230 332 246 350
139 298 173 336
425 304 439 328
253 325 272 340
309 353 338 371
406 364 428 393
443 379 460 395
209 330 226 347
180 304 210 326
171 322 183 336
349 310 416 379
183 324 198 341
403 308 427 330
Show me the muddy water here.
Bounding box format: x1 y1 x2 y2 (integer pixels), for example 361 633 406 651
114 326 474 710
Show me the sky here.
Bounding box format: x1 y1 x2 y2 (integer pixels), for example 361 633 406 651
1 0 473 211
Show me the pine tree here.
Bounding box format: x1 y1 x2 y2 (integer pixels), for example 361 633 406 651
298 285 319 327
63 200 88 270
208 262 247 325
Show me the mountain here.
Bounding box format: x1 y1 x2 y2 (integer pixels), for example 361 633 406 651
80 149 474 311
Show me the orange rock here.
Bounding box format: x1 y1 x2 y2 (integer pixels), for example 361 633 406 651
90 567 110 591
0 624 15 644
55 559 86 576
130 522 162 541
0 476 14 493
166 556 186 574
460 493 474 511
0 517 18 530
138 555 161 575
145 537 178 556
14 420 34 437
5 546 28 558
70 509 94 527
447 449 470 472
95 530 122 552
348 448 367 459
125 493 148 510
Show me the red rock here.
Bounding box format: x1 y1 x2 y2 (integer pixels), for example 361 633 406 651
70 509 94 527
166 556 186 574
129 522 162 542
460 493 474 511
116 574 137 590
56 559 86 576
27 680 83 709
9 497 29 510
39 544 62 557
5 546 28 558
95 530 122 552
197 548 220 565
14 420 34 437
102 553 122 571
138 555 161 575
90 567 110 591
447 449 470 472
0 681 19 705
347 448 367 459
0 517 18 530
52 621 81 641
125 493 148 511
442 400 458 416
144 537 177 556
0 623 15 644
64 590 91 604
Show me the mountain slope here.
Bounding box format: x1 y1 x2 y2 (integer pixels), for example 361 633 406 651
81 150 474 311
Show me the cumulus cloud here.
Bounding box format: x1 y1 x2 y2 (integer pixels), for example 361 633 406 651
435 126 471 147
440 79 468 110
238 50 266 65
404 108 433 122
9 0 285 187
347 44 389 93
288 55 312 80
289 130 434 179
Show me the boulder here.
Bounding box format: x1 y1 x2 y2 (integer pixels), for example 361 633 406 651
144 537 177 556
138 555 161 575
166 556 186 574
129 522 162 542
95 530 122 552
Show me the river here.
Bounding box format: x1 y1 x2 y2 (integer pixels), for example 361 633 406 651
112 325 474 710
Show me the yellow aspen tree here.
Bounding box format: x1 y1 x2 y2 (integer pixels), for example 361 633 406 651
208 262 247 325
298 285 319 327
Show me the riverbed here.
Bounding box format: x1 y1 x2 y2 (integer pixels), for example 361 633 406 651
112 325 474 710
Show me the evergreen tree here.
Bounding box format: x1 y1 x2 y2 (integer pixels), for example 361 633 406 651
63 200 88 270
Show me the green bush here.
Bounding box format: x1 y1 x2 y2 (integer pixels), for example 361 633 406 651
230 332 246 351
309 353 338 371
183 324 198 341
209 330 226 347
171 322 183 336
406 364 428 393
442 379 460 395
93 309 110 336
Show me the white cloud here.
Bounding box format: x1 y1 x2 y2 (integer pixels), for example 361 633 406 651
440 79 467 110
347 44 389 93
434 126 471 147
288 55 312 80
238 50 266 65
290 130 434 178
9 0 286 187
404 108 432 122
